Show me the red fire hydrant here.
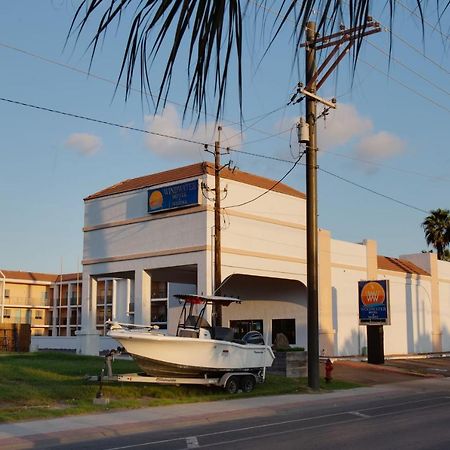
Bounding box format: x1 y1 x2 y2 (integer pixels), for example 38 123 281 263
325 358 334 383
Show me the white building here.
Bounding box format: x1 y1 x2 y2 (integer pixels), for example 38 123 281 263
68 162 450 357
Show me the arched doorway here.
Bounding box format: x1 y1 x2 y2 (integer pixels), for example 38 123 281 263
220 274 307 348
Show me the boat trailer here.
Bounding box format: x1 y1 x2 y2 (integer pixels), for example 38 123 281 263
89 348 266 394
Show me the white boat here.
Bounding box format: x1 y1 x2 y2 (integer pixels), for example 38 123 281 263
107 294 275 378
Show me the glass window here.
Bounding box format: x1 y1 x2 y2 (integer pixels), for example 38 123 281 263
151 300 167 323
272 318 296 345
4 289 10 298
151 281 167 298
229 320 263 340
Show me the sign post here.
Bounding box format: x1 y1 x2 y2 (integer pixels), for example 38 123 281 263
358 280 390 364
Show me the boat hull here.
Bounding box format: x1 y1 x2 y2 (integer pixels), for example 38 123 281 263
109 329 275 378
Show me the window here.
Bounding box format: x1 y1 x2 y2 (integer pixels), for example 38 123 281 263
151 281 167 298
229 320 263 340
272 319 296 345
151 300 167 323
4 289 10 298
3 309 11 319
35 310 43 320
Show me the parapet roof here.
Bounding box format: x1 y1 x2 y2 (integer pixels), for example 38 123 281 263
85 162 306 201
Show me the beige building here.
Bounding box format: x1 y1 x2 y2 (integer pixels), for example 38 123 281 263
0 270 81 337
3 163 450 357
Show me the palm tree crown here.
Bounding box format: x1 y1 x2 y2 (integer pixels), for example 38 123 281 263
422 209 450 260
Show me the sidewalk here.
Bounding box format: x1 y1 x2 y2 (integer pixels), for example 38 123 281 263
0 358 447 449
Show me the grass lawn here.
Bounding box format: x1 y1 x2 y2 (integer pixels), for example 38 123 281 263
0 352 359 423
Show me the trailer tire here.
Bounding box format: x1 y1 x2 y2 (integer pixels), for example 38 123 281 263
241 375 256 393
225 376 239 394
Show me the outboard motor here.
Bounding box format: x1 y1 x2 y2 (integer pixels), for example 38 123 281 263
242 331 265 345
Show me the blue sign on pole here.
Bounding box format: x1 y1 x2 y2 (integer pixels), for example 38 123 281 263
148 180 199 214
358 280 390 325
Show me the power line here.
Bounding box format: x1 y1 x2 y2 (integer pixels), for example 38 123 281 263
224 152 305 209
318 166 428 213
386 26 450 76
0 41 289 143
396 0 450 42
0 94 433 215
367 40 450 97
360 59 450 113
321 149 450 183
0 96 208 147
228 148 429 214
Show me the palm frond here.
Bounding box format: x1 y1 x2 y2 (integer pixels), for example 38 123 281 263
68 1 450 122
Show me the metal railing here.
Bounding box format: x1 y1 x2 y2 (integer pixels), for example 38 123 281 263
3 297 51 307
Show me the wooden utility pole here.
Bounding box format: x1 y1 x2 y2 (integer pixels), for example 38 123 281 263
213 126 223 326
299 19 381 390
305 21 320 390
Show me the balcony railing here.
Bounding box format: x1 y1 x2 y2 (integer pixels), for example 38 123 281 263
2 297 51 307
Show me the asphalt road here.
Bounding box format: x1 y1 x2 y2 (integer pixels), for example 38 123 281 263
42 377 450 450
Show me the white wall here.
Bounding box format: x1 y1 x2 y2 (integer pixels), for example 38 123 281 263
438 260 450 350
31 336 79 352
378 272 433 355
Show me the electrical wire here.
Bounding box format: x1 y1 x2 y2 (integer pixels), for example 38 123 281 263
318 166 428 213
0 41 290 145
396 0 450 42
360 59 450 113
367 40 450 97
228 148 430 214
321 149 450 183
0 94 434 215
223 151 305 209
0 96 209 147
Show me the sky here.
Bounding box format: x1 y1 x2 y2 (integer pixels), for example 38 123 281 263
0 1 449 274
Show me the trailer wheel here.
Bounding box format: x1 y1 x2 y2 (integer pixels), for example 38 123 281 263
225 376 239 394
241 375 256 393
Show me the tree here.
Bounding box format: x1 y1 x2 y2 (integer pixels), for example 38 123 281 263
422 209 450 260
68 1 450 122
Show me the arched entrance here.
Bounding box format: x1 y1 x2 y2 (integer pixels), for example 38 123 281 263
219 274 307 348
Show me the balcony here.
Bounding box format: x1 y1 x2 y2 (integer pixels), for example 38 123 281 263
2 297 51 307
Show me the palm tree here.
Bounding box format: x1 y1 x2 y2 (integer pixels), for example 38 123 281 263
68 1 449 121
422 209 450 260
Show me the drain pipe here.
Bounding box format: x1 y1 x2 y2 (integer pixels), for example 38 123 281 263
0 270 5 324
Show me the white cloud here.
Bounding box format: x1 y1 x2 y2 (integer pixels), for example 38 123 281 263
64 133 102 156
317 103 373 149
144 105 242 161
354 131 406 173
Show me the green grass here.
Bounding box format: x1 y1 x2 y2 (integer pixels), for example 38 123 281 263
0 352 359 423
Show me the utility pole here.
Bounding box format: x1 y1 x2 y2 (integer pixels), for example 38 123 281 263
305 21 320 390
213 126 223 326
296 19 381 390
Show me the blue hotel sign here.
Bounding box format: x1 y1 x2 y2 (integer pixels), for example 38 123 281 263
358 280 391 326
148 180 199 214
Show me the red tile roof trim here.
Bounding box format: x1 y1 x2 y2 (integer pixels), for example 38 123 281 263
1 270 82 283
85 162 306 201
377 256 429 276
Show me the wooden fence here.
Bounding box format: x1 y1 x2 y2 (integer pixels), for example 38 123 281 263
0 324 31 352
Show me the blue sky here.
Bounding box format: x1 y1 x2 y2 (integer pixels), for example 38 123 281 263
0 1 449 274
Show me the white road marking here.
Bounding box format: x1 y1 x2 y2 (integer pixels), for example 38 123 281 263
186 436 200 448
348 411 371 419
104 396 450 449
